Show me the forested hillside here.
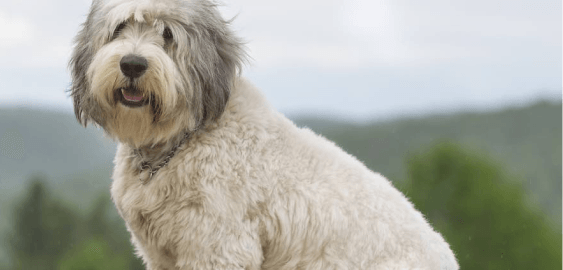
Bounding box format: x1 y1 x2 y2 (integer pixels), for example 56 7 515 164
294 100 562 223
0 102 563 269
1 101 560 223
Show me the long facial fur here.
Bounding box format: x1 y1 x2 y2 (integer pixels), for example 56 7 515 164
69 0 246 147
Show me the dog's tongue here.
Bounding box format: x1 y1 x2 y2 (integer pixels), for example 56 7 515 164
121 88 143 102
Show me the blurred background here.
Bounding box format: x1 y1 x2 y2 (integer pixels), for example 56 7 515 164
0 0 561 269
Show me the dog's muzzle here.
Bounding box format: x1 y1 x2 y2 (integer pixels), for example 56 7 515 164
117 54 149 107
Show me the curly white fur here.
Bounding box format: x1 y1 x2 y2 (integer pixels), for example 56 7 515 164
70 0 459 269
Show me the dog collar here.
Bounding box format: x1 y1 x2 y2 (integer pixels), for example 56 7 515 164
134 127 199 184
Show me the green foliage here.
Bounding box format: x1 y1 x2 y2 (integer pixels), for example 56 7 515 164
5 177 144 270
8 176 78 270
401 142 561 269
57 238 129 270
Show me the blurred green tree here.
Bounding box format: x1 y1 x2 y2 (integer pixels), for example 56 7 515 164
7 176 78 270
5 177 144 270
401 142 561 269
57 238 129 270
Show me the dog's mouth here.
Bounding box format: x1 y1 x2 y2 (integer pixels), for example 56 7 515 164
116 87 148 107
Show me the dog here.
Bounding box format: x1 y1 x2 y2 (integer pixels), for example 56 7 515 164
69 0 459 269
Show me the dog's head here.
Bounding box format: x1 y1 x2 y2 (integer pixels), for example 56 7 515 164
69 0 245 147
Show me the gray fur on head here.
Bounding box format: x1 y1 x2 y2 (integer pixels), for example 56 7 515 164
69 0 246 144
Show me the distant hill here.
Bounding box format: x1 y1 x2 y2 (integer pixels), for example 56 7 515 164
0 109 116 246
0 100 560 236
0 109 115 195
294 100 562 224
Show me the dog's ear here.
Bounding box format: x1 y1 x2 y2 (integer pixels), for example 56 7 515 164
183 10 247 126
200 28 246 123
68 2 100 127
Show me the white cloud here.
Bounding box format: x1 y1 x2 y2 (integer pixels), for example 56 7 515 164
0 11 34 47
222 0 560 71
221 0 475 70
31 40 73 68
340 0 394 39
220 0 357 69
0 37 72 68
247 39 361 70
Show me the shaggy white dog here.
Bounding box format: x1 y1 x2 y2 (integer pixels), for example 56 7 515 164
70 0 459 269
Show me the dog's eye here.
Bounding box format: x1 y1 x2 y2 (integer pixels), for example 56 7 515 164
163 27 173 41
112 22 127 39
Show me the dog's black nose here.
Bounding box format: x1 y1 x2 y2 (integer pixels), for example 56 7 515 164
120 54 148 78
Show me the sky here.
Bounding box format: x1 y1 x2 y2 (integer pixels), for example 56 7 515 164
0 0 561 121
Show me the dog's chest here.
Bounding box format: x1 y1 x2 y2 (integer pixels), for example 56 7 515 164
113 176 171 234
111 156 202 263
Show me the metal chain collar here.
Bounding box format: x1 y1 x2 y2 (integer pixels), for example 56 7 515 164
134 127 199 184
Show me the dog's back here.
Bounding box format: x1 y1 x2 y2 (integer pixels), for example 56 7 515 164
223 79 459 269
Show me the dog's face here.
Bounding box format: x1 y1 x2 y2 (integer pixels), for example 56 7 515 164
70 0 245 147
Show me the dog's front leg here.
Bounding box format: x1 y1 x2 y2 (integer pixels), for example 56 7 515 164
174 211 263 270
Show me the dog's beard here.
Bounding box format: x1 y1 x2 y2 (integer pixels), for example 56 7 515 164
86 39 195 147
